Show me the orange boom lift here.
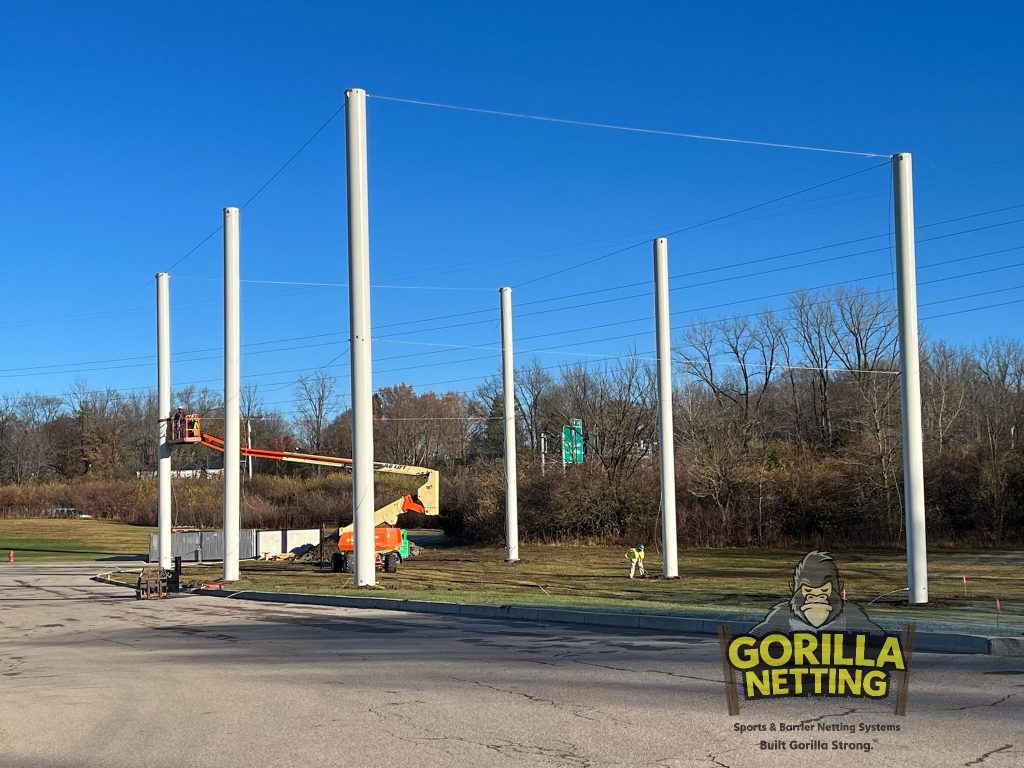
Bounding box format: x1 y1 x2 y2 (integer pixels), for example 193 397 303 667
167 414 439 573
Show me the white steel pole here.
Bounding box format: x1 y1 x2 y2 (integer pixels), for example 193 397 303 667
223 206 241 582
156 272 172 570
654 238 679 578
540 432 546 476
346 88 376 586
501 287 519 562
893 153 928 605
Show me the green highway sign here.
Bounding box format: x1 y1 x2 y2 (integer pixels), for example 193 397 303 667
563 419 584 464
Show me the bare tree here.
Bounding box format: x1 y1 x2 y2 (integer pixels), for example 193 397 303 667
974 338 1024 458
373 384 474 467
679 310 784 429
921 341 971 457
789 289 838 446
294 370 341 458
0 394 64 482
554 356 656 484
515 359 555 452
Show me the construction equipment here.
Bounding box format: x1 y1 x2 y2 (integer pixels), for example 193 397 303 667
135 567 168 599
166 414 439 573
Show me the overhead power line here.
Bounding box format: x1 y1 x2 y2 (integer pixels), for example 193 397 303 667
161 101 346 274
513 161 890 288
368 93 890 158
175 276 494 292
921 296 1024 321
6 232 1023 381
474 254 1024 354
10 246 1019 386
13 268 1024 406
513 202 1024 308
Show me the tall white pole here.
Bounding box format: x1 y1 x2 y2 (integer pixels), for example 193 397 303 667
223 206 241 582
654 238 679 578
500 287 519 562
893 153 928 605
346 88 376 586
156 272 172 569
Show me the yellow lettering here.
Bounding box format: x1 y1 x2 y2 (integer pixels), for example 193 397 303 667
761 634 792 667
876 636 905 670
728 636 759 670
854 634 874 667
730 632 903 701
771 668 790 695
745 670 771 697
863 669 889 697
810 667 830 693
793 633 819 666
833 634 854 666
820 633 832 665
838 667 862 695
790 667 807 695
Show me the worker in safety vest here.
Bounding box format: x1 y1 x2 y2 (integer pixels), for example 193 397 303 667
626 544 646 579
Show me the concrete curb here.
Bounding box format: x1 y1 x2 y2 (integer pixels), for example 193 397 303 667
192 587 1022 656
92 571 139 588
93 575 131 588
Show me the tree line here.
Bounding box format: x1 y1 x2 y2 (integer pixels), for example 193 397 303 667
1 287 1021 546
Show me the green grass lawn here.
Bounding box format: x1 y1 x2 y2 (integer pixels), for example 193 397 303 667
157 542 1023 631
8 518 1019 632
0 518 153 561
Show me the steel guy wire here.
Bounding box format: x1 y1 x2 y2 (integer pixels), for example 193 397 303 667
160 101 346 274
368 93 890 158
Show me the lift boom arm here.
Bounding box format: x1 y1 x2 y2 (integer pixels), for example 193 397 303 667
194 429 439 531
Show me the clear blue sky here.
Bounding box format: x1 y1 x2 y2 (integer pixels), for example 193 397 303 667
2 2 1023 418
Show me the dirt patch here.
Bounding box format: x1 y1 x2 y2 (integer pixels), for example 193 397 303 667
293 532 425 564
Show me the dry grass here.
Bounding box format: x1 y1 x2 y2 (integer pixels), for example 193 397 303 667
0 518 153 560
173 543 1024 629
9 519 1017 631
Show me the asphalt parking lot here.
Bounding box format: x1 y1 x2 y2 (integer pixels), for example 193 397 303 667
1 562 1020 767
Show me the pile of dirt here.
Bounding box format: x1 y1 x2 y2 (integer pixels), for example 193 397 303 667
294 534 338 564
293 532 425 564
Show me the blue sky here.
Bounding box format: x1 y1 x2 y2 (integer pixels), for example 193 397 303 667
2 2 1023 418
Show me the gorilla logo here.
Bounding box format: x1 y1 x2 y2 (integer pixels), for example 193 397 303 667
750 550 884 636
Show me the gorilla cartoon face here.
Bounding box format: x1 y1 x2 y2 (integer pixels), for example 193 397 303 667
788 551 844 628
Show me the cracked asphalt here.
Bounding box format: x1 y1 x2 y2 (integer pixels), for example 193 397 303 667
1 563 1021 768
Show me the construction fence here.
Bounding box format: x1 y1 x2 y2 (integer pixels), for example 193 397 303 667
146 528 322 563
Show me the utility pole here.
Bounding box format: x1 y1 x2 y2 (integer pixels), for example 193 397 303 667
345 87 376 586
540 432 546 476
223 206 241 582
501 286 519 562
653 237 679 579
893 152 928 605
156 272 172 570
